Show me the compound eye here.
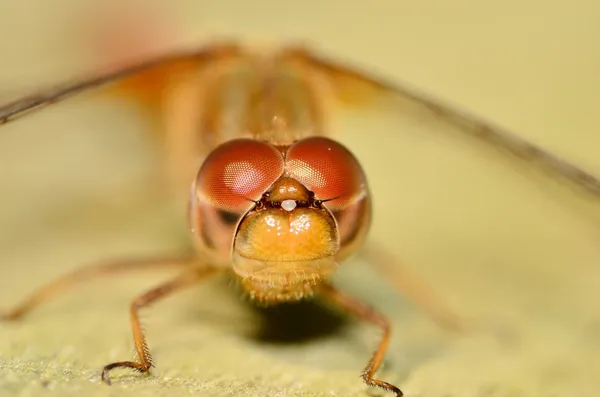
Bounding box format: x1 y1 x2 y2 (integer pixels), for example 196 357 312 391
190 139 285 265
195 139 285 212
285 137 367 210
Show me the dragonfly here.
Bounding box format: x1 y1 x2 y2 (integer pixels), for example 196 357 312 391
1 42 600 397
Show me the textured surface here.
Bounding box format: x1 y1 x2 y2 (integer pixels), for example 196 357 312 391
1 1 600 397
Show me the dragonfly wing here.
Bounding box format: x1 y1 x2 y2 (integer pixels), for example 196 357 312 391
285 46 600 200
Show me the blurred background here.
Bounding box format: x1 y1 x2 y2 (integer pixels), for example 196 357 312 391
0 1 599 396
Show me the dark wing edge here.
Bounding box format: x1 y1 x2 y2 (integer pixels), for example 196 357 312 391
291 47 600 199
2 42 599 199
0 43 241 125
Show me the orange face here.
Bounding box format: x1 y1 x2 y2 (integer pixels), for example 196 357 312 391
188 137 371 303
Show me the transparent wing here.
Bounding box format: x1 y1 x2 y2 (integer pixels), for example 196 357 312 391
0 43 242 126
1 44 598 333
283 47 600 200
2 44 599 202
276 47 600 338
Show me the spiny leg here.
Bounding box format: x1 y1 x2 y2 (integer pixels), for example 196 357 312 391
101 265 218 385
318 282 402 397
2 256 198 321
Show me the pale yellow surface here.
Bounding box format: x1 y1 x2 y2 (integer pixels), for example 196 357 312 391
1 1 600 397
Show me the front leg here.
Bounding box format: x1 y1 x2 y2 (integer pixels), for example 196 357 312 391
101 265 219 385
318 282 403 397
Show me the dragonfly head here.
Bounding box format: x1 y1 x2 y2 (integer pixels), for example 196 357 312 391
188 137 371 303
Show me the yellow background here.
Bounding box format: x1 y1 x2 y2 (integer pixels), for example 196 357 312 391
0 1 599 396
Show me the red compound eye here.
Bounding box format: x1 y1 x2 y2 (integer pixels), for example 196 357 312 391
285 137 367 210
195 139 285 212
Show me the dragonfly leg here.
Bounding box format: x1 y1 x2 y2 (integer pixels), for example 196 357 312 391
318 282 403 397
2 256 199 321
100 265 219 385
